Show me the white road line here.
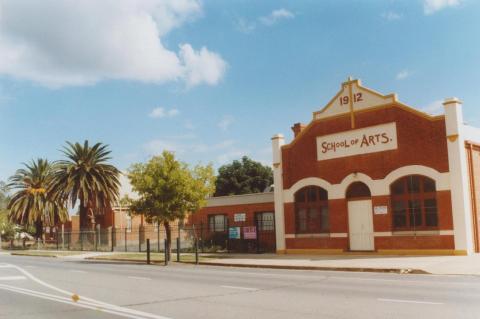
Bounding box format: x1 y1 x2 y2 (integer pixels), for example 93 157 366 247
0 264 13 268
0 284 160 319
220 285 258 291
69 270 87 273
0 276 27 281
330 276 474 287
3 263 171 319
378 298 443 305
128 276 151 281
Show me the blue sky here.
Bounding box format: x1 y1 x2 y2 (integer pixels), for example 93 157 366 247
1 0 479 184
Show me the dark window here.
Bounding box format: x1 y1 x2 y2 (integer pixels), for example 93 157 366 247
295 186 329 233
424 199 438 227
390 175 438 230
208 214 227 232
255 212 274 231
392 201 407 227
346 182 371 199
406 176 421 194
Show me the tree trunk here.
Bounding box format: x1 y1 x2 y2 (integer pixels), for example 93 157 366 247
164 221 171 261
79 201 88 231
34 219 43 241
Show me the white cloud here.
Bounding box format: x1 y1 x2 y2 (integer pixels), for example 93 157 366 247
424 0 461 15
259 8 295 26
179 44 227 87
396 70 410 80
0 0 227 88
422 100 444 115
381 11 402 21
218 115 234 131
149 107 180 118
235 17 256 34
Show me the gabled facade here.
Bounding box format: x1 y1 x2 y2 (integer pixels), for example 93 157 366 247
272 78 480 255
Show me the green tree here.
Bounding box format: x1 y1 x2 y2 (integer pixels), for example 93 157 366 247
128 151 215 259
50 141 121 230
7 159 67 239
214 156 273 196
0 181 15 243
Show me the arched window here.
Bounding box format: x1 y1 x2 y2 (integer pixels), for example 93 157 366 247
346 182 371 199
390 175 438 230
294 186 329 233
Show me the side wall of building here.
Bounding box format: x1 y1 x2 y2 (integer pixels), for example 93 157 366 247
466 142 480 252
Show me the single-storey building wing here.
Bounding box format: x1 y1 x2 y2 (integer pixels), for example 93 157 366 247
271 78 480 255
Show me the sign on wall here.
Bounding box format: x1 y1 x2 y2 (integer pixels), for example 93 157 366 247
317 122 398 161
229 227 241 239
234 213 246 222
243 226 257 240
374 206 388 215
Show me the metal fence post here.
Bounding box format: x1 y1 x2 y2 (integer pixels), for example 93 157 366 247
111 227 115 252
138 226 142 252
256 218 260 254
157 224 160 252
195 238 199 265
164 239 168 266
94 229 98 252
200 222 204 253
226 218 229 253
146 239 151 265
124 228 127 252
176 237 180 262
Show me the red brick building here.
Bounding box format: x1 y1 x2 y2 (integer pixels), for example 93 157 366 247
97 78 480 256
271 78 480 255
190 193 275 252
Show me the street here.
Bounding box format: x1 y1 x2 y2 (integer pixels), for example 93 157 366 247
0 254 479 318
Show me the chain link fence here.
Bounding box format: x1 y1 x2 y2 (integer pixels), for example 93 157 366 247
0 215 276 254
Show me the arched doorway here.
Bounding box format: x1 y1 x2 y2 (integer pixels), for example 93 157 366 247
346 182 374 251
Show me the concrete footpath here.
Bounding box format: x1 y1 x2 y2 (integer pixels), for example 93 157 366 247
200 253 480 275
3 249 480 275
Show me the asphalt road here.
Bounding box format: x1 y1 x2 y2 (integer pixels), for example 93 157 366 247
0 253 479 319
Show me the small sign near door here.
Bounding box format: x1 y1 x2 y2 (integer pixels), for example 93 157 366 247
374 206 388 215
243 226 257 240
229 227 241 239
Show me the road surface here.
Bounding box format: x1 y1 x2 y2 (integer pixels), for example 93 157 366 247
0 253 479 318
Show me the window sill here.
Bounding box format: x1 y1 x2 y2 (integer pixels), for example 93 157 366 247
392 230 441 236
294 233 331 238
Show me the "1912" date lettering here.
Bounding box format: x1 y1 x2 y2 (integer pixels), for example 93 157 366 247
339 92 363 105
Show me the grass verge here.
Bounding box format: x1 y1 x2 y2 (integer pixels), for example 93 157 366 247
89 252 210 263
9 250 85 258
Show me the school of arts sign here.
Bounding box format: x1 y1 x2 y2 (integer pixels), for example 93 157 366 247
316 122 398 161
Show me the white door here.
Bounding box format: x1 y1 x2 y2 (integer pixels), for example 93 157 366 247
348 200 374 251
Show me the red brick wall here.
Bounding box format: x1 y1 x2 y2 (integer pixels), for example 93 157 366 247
282 105 449 188
284 191 453 250
280 105 455 251
375 236 454 250
190 202 275 226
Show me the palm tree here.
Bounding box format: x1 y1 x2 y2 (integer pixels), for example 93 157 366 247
50 141 120 230
7 159 67 239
